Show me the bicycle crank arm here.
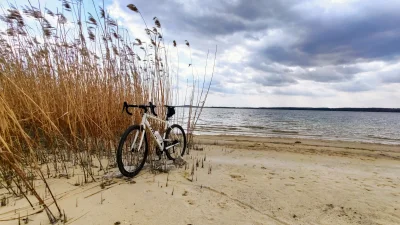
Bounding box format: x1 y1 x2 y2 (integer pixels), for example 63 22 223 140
165 140 180 150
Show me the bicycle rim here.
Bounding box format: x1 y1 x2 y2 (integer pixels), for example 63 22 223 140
117 125 148 177
165 124 186 160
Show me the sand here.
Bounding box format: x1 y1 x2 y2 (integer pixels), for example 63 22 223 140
0 135 399 225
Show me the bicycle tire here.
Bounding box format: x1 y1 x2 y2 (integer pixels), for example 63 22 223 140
117 125 148 177
165 124 187 160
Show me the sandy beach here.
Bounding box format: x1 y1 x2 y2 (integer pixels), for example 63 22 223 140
1 135 399 225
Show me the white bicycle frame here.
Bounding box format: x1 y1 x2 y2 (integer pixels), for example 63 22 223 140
131 112 177 153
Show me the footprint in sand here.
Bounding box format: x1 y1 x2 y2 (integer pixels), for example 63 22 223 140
230 174 245 181
187 199 195 205
322 203 335 212
217 202 228 209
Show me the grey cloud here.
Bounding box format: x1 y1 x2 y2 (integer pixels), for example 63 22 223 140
251 62 363 84
261 47 311 67
208 80 237 94
119 0 400 67
244 33 261 41
297 18 400 64
182 14 247 37
273 89 315 96
332 80 375 92
335 66 363 76
248 61 289 74
252 2 400 67
381 71 400 83
252 73 297 87
297 66 362 83
119 0 276 38
272 88 334 97
224 0 295 22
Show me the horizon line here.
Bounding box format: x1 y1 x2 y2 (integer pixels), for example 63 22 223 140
175 105 400 112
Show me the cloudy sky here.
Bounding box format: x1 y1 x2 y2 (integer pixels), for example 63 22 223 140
6 0 400 107
106 0 400 108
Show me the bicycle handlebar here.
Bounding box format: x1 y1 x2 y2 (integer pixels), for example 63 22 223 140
122 101 158 117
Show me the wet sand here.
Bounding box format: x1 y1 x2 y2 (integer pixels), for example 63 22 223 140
0 135 399 224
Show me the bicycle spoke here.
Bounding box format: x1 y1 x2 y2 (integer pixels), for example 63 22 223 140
121 129 145 173
167 127 185 158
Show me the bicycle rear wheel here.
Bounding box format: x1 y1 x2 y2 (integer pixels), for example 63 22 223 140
165 124 187 160
117 125 148 177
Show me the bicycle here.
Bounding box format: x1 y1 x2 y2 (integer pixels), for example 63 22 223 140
117 101 187 177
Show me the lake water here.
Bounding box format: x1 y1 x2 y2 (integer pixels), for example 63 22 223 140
174 108 400 145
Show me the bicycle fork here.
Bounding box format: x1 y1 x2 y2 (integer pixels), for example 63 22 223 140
130 128 145 152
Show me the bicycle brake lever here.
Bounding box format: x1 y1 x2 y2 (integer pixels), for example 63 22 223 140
149 102 158 117
122 102 127 113
122 102 133 115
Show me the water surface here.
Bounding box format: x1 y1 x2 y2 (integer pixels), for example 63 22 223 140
175 108 400 145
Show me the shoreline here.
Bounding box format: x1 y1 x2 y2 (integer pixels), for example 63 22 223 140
194 135 400 162
195 134 400 153
193 132 400 146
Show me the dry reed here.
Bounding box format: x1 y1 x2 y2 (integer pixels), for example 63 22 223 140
0 0 216 223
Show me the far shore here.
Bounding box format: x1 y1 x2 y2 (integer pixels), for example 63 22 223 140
176 106 400 113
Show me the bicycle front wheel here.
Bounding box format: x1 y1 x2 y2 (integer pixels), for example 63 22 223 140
165 124 187 160
117 125 148 177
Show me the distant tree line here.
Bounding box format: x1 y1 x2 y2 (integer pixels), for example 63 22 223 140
177 106 400 113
